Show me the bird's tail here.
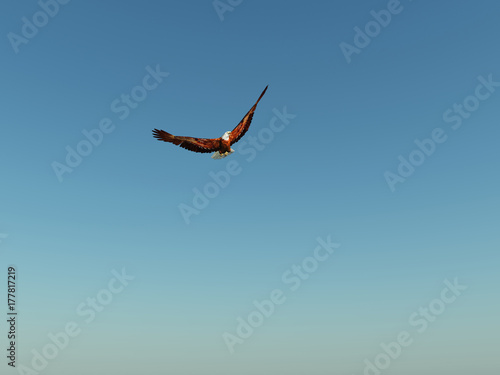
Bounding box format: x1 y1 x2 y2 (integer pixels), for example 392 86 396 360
211 150 234 159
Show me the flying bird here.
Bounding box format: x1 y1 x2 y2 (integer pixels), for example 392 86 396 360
152 85 268 159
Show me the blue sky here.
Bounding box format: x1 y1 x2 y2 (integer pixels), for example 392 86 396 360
1 1 499 374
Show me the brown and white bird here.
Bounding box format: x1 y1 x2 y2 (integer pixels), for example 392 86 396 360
152 85 268 159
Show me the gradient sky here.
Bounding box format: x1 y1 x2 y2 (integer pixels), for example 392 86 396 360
1 1 499 374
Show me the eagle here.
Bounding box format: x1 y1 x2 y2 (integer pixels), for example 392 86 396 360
152 85 268 159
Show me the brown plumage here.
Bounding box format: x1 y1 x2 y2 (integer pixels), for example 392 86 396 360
152 85 268 159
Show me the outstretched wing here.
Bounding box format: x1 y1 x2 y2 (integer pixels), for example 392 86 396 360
152 129 220 153
229 85 268 145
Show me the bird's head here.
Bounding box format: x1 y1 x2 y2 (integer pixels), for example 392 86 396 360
222 131 231 141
